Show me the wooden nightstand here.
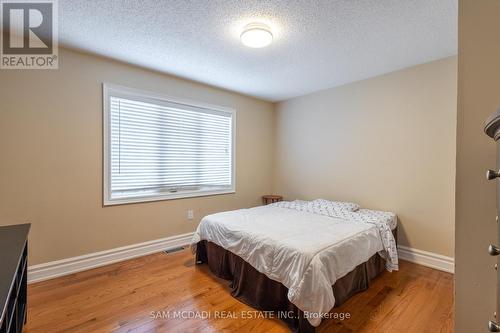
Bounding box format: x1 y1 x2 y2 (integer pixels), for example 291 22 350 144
262 195 283 205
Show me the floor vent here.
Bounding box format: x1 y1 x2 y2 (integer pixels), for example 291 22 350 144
163 246 185 254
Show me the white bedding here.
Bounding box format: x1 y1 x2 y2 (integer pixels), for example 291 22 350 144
191 203 398 327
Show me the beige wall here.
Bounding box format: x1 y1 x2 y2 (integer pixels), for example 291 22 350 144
0 46 458 268
0 48 274 265
455 1 500 331
273 57 457 257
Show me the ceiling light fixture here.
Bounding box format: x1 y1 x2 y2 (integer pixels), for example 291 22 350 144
240 23 273 48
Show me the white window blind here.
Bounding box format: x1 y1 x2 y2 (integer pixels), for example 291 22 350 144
103 84 235 205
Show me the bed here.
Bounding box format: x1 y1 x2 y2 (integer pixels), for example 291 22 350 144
191 199 398 332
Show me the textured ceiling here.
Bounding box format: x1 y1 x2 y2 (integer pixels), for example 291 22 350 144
59 0 457 102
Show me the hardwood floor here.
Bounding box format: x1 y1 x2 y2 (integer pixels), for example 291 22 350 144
25 249 453 333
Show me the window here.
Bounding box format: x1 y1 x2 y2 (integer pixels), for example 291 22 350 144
103 84 235 205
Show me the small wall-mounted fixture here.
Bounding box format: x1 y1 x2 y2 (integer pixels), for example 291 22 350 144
240 23 273 48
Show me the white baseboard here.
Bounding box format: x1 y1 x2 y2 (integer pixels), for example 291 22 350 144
28 234 453 283
28 232 194 284
398 245 454 273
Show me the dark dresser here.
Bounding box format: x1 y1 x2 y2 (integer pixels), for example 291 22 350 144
0 224 30 333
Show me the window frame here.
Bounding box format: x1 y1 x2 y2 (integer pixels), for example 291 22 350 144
103 83 236 206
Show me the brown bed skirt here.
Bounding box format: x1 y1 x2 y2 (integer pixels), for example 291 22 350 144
195 240 388 333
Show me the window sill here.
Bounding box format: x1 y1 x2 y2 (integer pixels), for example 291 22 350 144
104 189 236 206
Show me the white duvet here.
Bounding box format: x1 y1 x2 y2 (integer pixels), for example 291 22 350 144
191 203 397 327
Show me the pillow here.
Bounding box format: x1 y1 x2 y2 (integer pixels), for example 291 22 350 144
311 198 360 212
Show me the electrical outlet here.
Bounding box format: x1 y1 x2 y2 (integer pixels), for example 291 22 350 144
187 209 194 220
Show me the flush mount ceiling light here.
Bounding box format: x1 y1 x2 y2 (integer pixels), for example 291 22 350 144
240 23 273 48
